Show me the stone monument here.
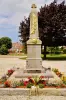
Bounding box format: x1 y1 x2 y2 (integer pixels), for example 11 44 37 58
8 4 63 86
13 4 53 78
26 4 43 72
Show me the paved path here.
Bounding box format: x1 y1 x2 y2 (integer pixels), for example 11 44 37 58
0 57 26 77
0 96 66 100
43 60 66 74
0 57 66 77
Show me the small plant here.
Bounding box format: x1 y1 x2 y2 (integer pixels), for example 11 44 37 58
52 68 59 73
52 68 66 86
11 81 20 88
27 83 33 88
7 69 14 76
0 75 7 83
63 81 66 85
28 78 34 84
4 81 11 87
39 83 45 88
20 80 24 86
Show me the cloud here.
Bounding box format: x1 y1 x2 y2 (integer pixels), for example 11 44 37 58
0 0 65 26
0 0 66 42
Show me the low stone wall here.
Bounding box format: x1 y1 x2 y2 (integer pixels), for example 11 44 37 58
0 88 66 96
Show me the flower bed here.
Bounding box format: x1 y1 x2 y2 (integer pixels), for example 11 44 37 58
0 68 66 88
52 68 66 86
0 68 15 88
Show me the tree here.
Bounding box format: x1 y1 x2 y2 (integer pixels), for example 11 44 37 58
0 37 12 49
0 39 1 48
19 0 66 59
38 1 66 58
19 18 30 53
0 44 8 55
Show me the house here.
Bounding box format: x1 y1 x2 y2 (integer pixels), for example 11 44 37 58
9 42 23 53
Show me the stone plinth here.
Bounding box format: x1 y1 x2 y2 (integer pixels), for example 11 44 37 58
13 68 54 79
26 38 42 73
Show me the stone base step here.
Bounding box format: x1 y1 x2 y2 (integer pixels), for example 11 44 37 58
15 71 54 78
23 68 45 73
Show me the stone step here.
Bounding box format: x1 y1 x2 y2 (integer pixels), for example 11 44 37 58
24 68 45 73
0 88 66 97
0 96 66 100
15 71 54 78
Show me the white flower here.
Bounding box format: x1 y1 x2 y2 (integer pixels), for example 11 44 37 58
31 86 36 90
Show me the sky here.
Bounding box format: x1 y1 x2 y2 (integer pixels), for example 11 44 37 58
0 0 65 42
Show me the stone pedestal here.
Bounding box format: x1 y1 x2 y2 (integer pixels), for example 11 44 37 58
26 39 42 71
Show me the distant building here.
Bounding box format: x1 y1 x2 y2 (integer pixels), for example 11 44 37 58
9 42 23 53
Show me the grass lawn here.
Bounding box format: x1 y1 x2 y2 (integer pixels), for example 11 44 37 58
20 54 66 60
47 54 66 57
46 54 66 60
8 53 27 56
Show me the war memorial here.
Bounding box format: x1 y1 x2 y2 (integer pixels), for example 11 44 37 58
0 4 66 98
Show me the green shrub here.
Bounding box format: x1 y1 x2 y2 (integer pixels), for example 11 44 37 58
63 49 66 54
0 37 12 49
0 45 8 55
55 52 61 54
41 54 44 59
46 56 66 60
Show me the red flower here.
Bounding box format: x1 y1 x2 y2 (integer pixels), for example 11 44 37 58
7 69 14 76
28 76 32 79
40 76 44 79
24 81 29 86
43 81 46 85
4 81 11 87
29 79 34 84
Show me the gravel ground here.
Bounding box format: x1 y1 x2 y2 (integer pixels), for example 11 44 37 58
0 57 66 77
0 57 26 77
0 96 66 100
0 57 66 100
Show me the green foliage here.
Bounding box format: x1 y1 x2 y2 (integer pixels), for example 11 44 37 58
19 1 66 59
0 39 1 48
46 54 66 60
63 81 66 85
11 81 20 88
22 43 27 54
20 80 24 86
52 68 59 72
0 45 8 55
39 84 44 88
60 46 64 51
19 1 66 47
27 83 33 88
63 48 66 54
49 47 55 54
41 54 44 59
0 37 12 49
